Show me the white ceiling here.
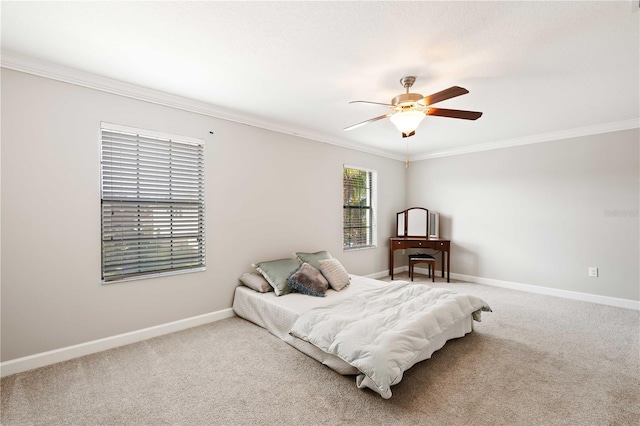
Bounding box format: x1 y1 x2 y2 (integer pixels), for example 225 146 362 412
2 1 639 160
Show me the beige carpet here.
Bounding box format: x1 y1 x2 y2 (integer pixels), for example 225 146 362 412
2 273 639 425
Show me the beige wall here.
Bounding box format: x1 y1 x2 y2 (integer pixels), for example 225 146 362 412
407 129 639 301
2 67 638 363
0 69 407 361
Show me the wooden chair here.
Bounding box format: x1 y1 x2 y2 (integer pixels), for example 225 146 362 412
408 254 436 282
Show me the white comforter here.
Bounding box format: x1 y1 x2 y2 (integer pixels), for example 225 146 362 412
289 281 491 398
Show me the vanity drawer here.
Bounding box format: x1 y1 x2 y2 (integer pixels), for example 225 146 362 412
405 240 434 249
392 240 407 249
435 241 450 250
391 239 449 250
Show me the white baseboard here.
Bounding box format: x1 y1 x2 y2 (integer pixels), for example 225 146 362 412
365 266 405 279
374 267 640 311
449 272 640 311
0 308 235 378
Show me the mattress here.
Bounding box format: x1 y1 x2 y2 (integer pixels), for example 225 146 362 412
233 275 474 376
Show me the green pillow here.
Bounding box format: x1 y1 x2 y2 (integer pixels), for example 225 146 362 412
252 258 300 296
294 251 332 270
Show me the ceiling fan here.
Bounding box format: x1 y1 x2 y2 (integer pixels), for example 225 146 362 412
344 76 483 138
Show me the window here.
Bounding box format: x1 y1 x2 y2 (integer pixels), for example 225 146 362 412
343 166 377 249
100 123 205 282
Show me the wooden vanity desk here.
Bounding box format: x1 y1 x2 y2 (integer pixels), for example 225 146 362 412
390 207 450 282
389 237 450 282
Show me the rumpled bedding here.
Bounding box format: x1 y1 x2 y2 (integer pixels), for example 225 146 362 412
289 281 492 398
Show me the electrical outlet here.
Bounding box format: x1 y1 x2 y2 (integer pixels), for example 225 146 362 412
588 267 598 277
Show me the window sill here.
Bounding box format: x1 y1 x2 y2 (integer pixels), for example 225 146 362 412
102 266 206 284
343 245 377 252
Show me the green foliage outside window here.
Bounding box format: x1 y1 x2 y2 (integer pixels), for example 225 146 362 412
343 167 375 248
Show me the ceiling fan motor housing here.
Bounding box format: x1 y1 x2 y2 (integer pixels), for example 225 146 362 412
392 93 423 108
393 76 423 108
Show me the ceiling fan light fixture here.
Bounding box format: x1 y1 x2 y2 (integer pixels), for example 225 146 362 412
390 110 425 138
344 76 482 136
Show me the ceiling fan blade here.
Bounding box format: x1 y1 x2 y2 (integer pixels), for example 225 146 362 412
418 86 469 107
349 100 394 107
427 108 483 120
344 113 393 131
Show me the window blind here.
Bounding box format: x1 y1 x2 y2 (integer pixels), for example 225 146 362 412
100 123 205 282
343 166 377 249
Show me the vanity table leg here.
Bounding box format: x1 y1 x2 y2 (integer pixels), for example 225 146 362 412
389 247 394 280
446 248 450 282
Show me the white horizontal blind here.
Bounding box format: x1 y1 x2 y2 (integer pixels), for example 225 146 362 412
343 166 377 249
101 123 205 282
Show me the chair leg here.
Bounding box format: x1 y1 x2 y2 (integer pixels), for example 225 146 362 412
410 262 414 281
431 262 435 282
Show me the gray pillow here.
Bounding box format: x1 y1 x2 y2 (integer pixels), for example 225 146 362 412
318 258 350 291
294 251 332 270
239 272 273 293
287 263 329 297
252 258 300 296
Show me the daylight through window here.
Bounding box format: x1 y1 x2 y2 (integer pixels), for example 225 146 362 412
343 166 377 249
100 123 205 282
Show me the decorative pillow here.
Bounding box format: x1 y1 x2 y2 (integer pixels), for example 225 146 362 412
287 263 329 297
239 272 273 293
252 258 300 296
318 258 350 291
294 251 332 270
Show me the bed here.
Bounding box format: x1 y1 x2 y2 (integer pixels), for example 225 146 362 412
233 274 491 399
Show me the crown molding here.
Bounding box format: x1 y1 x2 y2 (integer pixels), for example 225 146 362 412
413 118 640 161
0 50 405 162
3 51 635 164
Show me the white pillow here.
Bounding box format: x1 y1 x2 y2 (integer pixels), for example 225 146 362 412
318 258 350 291
239 272 273 293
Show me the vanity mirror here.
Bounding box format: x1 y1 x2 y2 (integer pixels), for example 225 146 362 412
396 207 428 237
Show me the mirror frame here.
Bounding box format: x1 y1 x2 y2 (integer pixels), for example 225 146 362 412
396 207 429 237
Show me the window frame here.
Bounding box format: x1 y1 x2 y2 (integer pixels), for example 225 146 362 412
100 122 206 283
342 165 377 250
